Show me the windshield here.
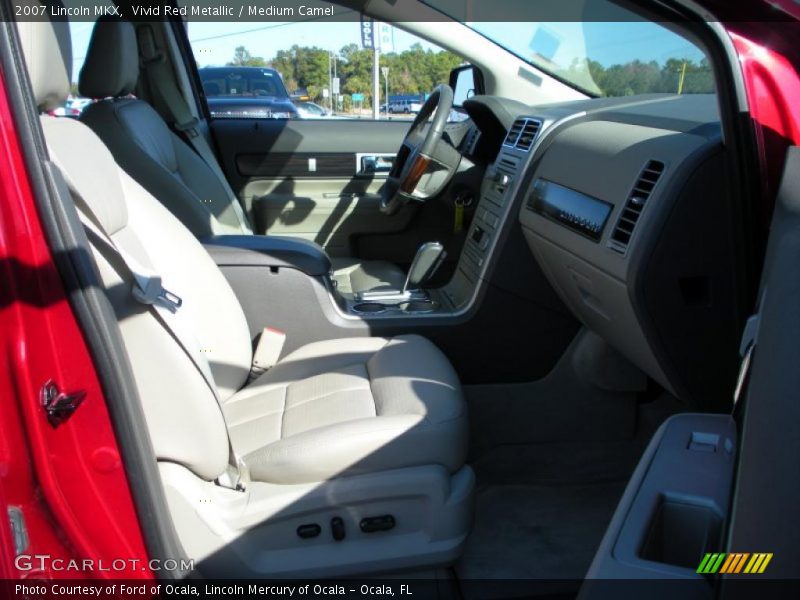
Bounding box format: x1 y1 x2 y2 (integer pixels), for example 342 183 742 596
425 0 714 97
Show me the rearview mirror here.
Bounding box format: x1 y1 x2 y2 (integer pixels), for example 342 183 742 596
449 64 483 107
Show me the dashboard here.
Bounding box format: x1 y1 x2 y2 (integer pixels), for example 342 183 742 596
447 93 742 408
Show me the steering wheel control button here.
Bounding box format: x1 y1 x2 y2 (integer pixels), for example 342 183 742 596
297 523 322 539
360 515 396 533
331 517 346 541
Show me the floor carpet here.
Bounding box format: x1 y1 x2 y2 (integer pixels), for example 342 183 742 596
456 482 626 598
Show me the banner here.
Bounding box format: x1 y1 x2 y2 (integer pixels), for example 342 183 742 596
360 15 374 49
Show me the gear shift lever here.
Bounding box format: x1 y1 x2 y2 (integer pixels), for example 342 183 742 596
355 241 446 302
403 242 446 292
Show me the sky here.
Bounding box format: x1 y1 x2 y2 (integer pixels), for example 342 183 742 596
69 19 705 83
69 20 438 78
186 21 437 67
474 22 705 68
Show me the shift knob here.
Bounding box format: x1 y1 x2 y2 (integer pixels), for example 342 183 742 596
404 242 446 292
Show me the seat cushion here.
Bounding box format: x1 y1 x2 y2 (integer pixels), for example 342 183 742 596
223 335 468 484
330 258 406 295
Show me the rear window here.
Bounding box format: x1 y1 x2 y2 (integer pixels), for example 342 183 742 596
199 68 289 98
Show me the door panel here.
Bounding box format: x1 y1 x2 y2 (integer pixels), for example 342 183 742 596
722 146 800 580
211 118 418 257
245 178 413 256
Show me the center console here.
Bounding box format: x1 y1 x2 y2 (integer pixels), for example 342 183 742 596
337 117 546 320
440 117 544 312
203 117 549 332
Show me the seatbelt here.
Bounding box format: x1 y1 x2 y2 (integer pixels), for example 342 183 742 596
54 168 250 490
135 25 252 234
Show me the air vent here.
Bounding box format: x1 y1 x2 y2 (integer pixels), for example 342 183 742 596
503 118 542 151
609 160 665 253
503 119 525 146
464 128 481 155
515 120 542 151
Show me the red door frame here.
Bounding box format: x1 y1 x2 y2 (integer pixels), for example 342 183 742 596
0 66 151 579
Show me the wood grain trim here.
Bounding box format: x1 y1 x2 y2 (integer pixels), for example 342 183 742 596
236 153 355 178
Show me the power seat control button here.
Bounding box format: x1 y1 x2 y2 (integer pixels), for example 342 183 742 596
331 516 346 541
296 523 321 539
360 515 396 533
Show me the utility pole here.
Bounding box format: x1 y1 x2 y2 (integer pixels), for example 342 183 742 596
333 53 337 113
677 61 687 95
381 66 389 118
372 45 380 120
328 51 333 113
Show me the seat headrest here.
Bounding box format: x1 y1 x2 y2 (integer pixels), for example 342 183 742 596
16 8 72 112
79 17 139 99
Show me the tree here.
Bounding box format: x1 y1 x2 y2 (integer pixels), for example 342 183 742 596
228 46 267 67
218 44 712 109
575 57 713 97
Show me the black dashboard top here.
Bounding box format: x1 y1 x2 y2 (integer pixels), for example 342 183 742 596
467 93 721 143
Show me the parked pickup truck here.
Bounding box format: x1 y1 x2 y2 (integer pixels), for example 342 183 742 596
199 66 298 119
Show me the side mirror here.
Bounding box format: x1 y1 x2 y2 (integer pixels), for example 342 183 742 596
449 64 484 107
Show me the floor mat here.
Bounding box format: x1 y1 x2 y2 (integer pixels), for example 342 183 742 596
456 482 625 596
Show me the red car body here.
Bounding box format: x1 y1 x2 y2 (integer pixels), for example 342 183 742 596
0 2 799 581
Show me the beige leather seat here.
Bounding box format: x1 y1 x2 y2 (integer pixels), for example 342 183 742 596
76 18 405 296
18 14 473 577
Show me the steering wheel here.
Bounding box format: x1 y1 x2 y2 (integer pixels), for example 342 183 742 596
380 84 461 215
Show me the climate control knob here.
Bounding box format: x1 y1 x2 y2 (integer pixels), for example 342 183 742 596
489 169 511 186
493 171 510 186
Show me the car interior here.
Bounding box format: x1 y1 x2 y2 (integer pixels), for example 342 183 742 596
6 0 800 596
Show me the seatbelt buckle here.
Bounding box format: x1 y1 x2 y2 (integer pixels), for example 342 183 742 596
252 327 286 372
132 277 183 312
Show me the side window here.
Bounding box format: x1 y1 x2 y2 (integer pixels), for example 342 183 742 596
188 9 465 121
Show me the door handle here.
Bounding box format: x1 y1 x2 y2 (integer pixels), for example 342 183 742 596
356 153 395 177
322 192 382 201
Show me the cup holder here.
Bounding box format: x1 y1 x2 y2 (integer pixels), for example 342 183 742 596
352 299 437 315
401 300 436 313
352 302 387 314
